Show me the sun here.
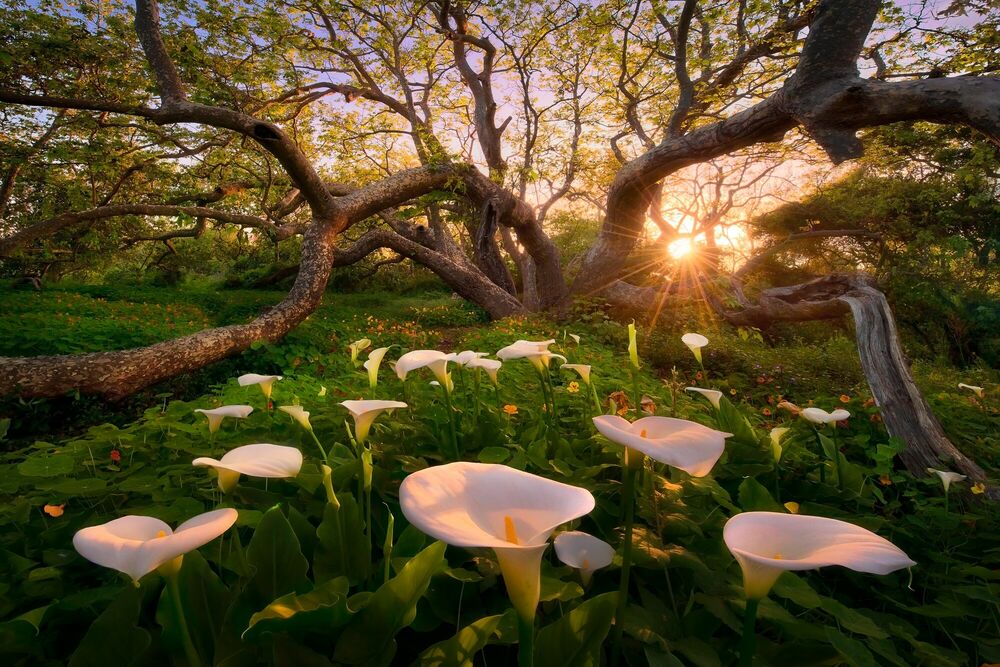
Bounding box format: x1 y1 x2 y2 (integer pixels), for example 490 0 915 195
667 238 694 260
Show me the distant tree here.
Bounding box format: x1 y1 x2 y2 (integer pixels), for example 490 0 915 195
0 0 998 485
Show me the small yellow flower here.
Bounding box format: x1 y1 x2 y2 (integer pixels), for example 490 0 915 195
783 502 800 514
972 482 986 495
839 394 851 403
44 504 65 517
503 404 518 415
567 382 580 394
879 473 893 486
729 388 737 395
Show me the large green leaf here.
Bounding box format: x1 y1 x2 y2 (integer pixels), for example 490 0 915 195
333 540 447 665
243 576 354 640
418 610 515 666
18 453 74 477
246 506 310 603
825 628 879 667
737 478 782 512
156 551 231 665
534 591 617 667
314 494 371 586
68 585 151 667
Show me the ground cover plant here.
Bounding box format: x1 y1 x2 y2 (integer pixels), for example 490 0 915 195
0 286 998 666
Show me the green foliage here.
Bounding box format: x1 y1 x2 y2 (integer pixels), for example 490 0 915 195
0 286 998 665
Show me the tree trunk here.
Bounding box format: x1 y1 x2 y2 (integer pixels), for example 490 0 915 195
716 274 994 490
838 283 991 486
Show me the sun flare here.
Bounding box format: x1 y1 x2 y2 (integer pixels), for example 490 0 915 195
667 238 694 259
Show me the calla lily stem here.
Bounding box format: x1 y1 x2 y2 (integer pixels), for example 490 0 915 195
167 572 202 667
612 454 639 667
739 597 760 667
307 429 328 463
517 613 535 667
441 385 460 461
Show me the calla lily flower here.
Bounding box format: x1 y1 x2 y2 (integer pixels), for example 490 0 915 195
447 350 489 366
192 444 303 492
927 468 966 493
364 346 391 389
399 462 595 622
194 405 253 434
561 363 592 385
73 508 238 582
958 383 984 398
593 415 731 477
800 407 850 425
340 399 408 443
723 511 915 599
497 340 566 372
348 338 372 365
238 373 283 399
770 427 790 463
568 333 581 345
467 357 502 385
681 333 709 364
278 404 312 431
395 350 452 389
554 531 614 585
627 322 639 369
685 387 722 409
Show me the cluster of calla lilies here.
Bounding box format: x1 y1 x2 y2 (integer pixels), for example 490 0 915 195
70 330 918 667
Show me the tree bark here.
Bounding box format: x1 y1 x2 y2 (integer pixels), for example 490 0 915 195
715 274 993 488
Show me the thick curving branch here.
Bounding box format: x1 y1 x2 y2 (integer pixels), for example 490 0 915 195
576 0 1000 301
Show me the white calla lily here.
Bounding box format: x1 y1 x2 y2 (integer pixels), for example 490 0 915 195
681 333 709 364
348 338 372 364
554 531 614 585
723 511 915 599
278 404 312 430
340 399 408 443
497 339 566 372
364 346 391 389
395 350 452 389
399 462 595 622
447 350 489 366
769 427 791 463
192 443 303 492
627 322 639 369
569 333 581 345
958 383 984 398
685 387 722 409
800 407 851 425
73 508 238 582
237 373 282 399
467 357 502 385
194 405 253 434
561 363 592 385
927 468 967 493
593 415 731 477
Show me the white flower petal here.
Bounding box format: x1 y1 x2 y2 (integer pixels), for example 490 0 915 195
593 415 731 477
927 468 967 493
554 531 614 574
192 443 303 479
561 364 592 385
399 462 595 550
395 350 451 384
73 509 237 581
681 333 709 349
958 383 984 397
278 405 312 430
237 373 282 387
724 511 915 599
685 387 722 409
800 407 851 424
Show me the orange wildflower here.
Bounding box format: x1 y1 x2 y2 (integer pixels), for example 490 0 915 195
503 404 518 415
44 504 65 517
